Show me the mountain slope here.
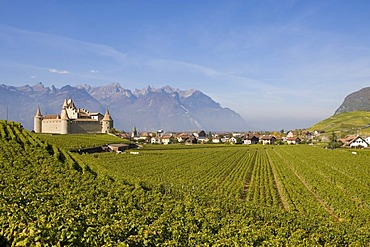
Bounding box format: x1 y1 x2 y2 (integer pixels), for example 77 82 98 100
335 87 370 114
0 83 247 131
308 111 370 135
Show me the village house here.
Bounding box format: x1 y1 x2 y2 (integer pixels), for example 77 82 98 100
212 136 221 144
243 135 259 145
348 136 368 148
177 133 192 143
286 137 301 145
261 135 276 145
197 130 208 143
339 135 369 148
229 137 238 144
185 136 197 145
229 134 244 144
338 135 358 146
304 131 313 140
138 132 151 142
221 136 229 143
150 136 161 144
161 134 174 145
287 131 294 138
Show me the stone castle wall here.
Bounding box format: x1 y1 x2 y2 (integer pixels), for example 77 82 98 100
41 120 65 134
41 120 102 134
69 120 102 134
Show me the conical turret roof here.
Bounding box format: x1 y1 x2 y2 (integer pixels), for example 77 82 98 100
35 106 42 117
102 108 112 121
62 99 68 108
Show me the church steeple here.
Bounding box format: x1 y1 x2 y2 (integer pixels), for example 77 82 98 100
131 126 138 138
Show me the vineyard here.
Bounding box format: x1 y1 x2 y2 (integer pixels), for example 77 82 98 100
75 143 370 225
1 121 370 245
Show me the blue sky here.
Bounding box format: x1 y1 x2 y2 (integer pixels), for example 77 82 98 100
1 0 370 130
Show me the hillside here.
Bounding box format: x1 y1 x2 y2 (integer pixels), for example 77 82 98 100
308 111 370 135
335 87 370 114
0 82 247 131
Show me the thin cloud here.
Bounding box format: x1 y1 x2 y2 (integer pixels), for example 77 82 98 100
90 69 99 73
49 68 69 74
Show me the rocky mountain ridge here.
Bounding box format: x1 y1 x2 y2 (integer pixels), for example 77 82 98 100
335 87 370 114
0 82 247 132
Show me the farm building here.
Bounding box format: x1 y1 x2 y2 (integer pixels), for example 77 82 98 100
108 143 130 153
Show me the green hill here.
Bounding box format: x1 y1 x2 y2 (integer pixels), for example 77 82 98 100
308 111 370 135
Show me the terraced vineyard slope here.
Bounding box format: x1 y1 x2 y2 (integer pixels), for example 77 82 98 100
308 111 370 135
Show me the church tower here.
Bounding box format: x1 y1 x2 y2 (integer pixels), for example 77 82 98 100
131 126 138 138
34 106 42 133
101 108 113 133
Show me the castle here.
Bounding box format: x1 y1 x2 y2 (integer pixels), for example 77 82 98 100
34 99 113 134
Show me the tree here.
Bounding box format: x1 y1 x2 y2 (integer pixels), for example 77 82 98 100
327 131 341 149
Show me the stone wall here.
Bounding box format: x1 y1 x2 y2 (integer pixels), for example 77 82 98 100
41 120 64 134
69 120 101 134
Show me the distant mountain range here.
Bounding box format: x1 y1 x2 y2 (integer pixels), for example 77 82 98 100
0 82 247 132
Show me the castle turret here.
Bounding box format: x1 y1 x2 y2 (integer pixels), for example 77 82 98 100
62 98 68 108
34 106 42 133
60 108 69 134
101 108 113 133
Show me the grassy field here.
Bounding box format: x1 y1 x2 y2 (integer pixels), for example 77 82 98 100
309 111 370 135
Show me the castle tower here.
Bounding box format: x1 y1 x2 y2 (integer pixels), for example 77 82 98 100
62 98 68 108
101 108 113 133
34 106 42 133
60 107 69 134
